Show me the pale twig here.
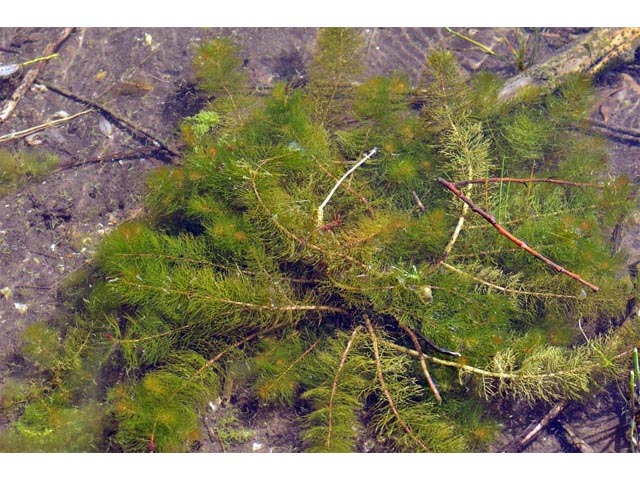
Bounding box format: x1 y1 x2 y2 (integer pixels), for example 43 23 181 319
0 108 93 145
327 326 361 449
316 160 375 219
316 148 377 227
441 262 587 300
0 27 73 122
411 191 426 213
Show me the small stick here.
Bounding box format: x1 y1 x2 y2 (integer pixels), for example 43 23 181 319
316 148 377 227
558 420 595 453
590 118 640 143
400 324 442 403
500 399 568 452
0 108 93 145
438 177 600 292
452 177 603 189
0 27 73 122
38 81 181 160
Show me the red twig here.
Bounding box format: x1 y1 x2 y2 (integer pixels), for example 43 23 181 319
438 177 600 292
452 177 604 189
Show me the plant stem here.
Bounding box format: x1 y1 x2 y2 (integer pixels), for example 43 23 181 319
327 326 361 449
316 148 377 227
365 316 430 452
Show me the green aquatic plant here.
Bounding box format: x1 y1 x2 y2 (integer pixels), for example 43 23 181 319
0 148 59 195
2 28 638 453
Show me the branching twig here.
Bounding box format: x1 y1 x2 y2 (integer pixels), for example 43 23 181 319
500 399 568 452
365 316 430 452
0 27 73 122
400 324 442 403
327 326 361 449
259 338 320 401
38 81 181 160
438 177 600 292
116 278 347 314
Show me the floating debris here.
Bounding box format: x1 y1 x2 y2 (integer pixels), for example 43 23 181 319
98 117 114 138
251 442 263 452
13 302 28 314
0 286 11 299
0 63 20 79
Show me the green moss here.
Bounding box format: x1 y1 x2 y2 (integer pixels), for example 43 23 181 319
0 148 59 195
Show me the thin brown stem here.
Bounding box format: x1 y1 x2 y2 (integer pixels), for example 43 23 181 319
39 81 180 159
327 326 362 449
260 338 320 401
400 325 442 403
438 177 600 292
365 316 430 452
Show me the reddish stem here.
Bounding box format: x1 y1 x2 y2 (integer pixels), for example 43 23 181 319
438 177 600 292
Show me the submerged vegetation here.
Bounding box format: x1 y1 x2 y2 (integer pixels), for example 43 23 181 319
1 28 639 452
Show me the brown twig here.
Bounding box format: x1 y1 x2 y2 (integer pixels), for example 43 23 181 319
500 399 568 452
558 420 595 453
438 177 600 292
590 118 640 144
53 145 165 173
38 81 181 160
327 326 361 449
400 324 442 403
0 27 73 122
452 177 603 189
364 315 430 452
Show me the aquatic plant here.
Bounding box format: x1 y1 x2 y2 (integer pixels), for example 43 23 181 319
1 28 638 452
